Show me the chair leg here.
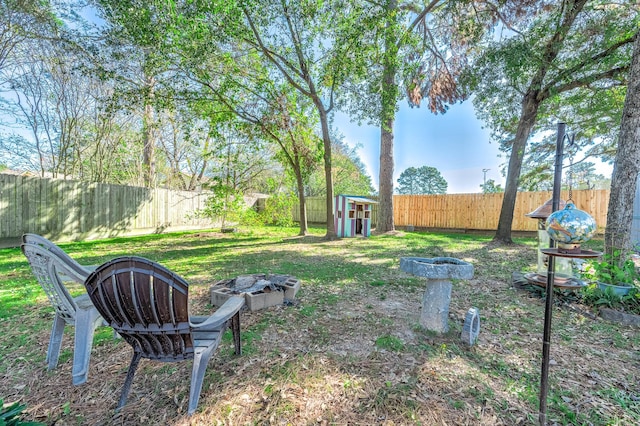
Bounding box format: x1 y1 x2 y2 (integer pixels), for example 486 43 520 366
231 312 242 356
116 352 142 412
71 308 102 385
188 346 216 415
47 314 66 370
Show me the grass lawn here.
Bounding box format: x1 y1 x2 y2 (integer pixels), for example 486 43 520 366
1 226 639 425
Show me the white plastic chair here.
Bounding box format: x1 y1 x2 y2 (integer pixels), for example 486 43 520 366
21 240 103 385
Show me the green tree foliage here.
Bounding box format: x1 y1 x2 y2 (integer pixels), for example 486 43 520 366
89 0 282 194
94 0 175 187
331 141 375 197
564 161 610 190
195 178 246 228
341 1 526 232
396 166 447 195
518 163 554 192
240 0 363 239
305 139 375 197
466 0 637 243
1 35 114 178
0 0 57 74
518 157 611 192
258 192 296 228
132 0 324 235
0 2 99 178
481 179 504 193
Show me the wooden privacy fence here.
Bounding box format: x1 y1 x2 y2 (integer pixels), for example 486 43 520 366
0 173 611 241
295 190 610 232
0 174 217 241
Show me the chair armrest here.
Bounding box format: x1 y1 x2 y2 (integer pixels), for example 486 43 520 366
190 296 245 330
57 263 95 283
73 294 95 310
58 264 94 283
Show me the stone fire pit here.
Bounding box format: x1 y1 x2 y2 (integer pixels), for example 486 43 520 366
400 257 474 333
210 274 301 312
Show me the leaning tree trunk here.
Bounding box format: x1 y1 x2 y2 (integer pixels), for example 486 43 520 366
605 31 640 258
493 92 541 244
493 0 586 244
376 0 399 234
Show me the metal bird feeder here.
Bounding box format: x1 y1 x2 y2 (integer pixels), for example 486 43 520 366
537 123 601 426
525 199 574 286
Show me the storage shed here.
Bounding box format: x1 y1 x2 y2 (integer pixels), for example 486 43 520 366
334 195 377 237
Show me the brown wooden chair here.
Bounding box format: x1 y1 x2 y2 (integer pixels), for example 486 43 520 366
84 256 244 415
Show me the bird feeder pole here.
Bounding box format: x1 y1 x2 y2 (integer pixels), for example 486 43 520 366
538 122 566 426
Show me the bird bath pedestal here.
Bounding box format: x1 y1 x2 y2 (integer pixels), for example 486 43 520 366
400 257 474 333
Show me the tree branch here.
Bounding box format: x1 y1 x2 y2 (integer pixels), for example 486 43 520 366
399 0 443 49
242 7 313 98
543 66 629 99
479 1 526 37
528 0 589 95
543 33 635 93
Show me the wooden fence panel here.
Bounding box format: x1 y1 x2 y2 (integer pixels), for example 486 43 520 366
292 197 327 223
0 174 219 242
0 173 612 242
298 189 609 232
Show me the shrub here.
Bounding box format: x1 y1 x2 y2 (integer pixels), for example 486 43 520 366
1 398 44 426
582 252 639 286
193 181 246 228
258 193 296 227
580 283 640 315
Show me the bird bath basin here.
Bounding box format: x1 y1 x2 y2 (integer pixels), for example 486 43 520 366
400 257 474 333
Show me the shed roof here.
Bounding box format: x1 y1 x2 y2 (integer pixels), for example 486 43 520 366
341 195 378 204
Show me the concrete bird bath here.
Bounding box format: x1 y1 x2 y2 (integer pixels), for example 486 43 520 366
400 257 474 333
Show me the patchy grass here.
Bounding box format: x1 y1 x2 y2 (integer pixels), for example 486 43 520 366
0 226 639 425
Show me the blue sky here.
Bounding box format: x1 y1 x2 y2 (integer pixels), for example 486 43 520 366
334 100 614 194
333 100 506 194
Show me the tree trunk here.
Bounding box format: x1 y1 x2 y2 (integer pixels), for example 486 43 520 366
493 92 541 243
376 0 399 234
295 165 309 236
605 31 640 257
142 74 156 188
378 121 395 232
493 0 587 244
317 105 336 240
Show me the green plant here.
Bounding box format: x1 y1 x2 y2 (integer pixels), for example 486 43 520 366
257 192 296 227
375 335 405 352
1 398 44 425
582 252 639 287
581 282 640 314
193 181 247 228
